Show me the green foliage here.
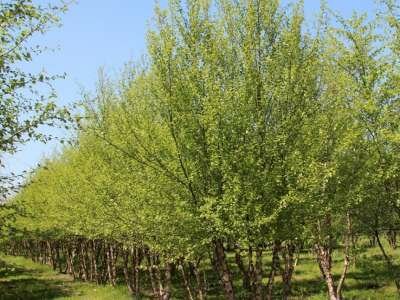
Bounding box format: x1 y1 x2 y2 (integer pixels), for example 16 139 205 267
0 0 70 199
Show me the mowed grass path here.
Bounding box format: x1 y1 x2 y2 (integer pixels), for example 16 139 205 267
0 254 131 300
1 243 400 299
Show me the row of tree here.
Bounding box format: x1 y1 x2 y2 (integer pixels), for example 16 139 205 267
1 1 400 299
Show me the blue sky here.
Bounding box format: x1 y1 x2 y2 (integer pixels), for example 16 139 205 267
4 0 377 177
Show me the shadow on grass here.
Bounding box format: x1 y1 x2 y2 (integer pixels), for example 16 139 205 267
0 259 72 300
0 278 72 300
279 277 326 298
346 254 397 291
286 253 396 298
0 262 41 278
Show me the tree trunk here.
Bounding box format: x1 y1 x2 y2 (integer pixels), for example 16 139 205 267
146 251 159 298
213 239 235 300
253 247 263 300
153 256 167 300
66 242 76 278
282 242 296 300
93 240 102 284
55 242 62 273
315 244 338 300
106 243 116 286
133 247 142 298
123 248 134 294
192 260 206 300
162 262 172 300
266 241 280 300
110 243 118 286
336 214 352 299
369 235 377 247
387 230 397 249
375 230 400 295
79 239 88 281
179 261 194 300
234 246 251 291
88 240 95 282
46 241 56 270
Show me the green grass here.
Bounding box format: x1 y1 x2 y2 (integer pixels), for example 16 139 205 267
227 242 400 299
1 242 399 299
0 254 131 300
291 251 398 300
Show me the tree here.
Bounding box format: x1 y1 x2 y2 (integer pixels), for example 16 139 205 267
0 0 69 199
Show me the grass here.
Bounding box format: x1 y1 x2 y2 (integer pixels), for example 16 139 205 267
1 242 399 299
0 254 131 300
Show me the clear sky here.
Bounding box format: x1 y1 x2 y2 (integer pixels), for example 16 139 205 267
3 0 377 177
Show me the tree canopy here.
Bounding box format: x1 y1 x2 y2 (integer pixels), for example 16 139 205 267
0 0 70 199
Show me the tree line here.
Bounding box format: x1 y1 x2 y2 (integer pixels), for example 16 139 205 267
1 1 400 300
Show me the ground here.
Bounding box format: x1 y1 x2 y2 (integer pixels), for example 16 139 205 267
0 255 130 300
0 242 399 299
